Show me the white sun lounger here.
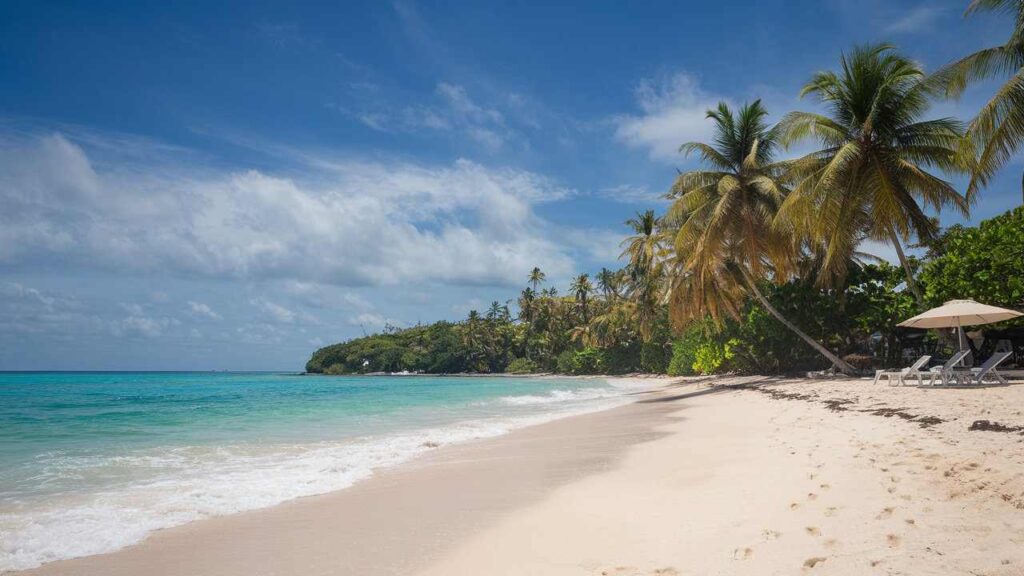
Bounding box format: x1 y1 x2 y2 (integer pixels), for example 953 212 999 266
904 350 970 386
952 351 1012 386
873 355 930 386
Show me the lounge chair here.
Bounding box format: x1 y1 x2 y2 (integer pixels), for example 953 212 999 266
905 350 970 386
952 351 1012 386
873 355 931 386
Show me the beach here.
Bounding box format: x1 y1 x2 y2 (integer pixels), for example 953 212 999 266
11 375 1024 576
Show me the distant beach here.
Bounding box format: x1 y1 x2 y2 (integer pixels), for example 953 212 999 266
9 375 1024 575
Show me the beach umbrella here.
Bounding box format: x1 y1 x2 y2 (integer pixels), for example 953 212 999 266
898 299 1023 363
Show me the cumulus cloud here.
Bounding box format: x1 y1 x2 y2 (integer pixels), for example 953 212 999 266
0 282 102 337
111 314 176 339
614 73 723 162
186 300 222 320
250 298 299 324
347 312 401 330
0 131 578 288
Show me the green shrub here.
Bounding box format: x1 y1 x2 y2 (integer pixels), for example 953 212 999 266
602 342 641 374
571 347 605 374
556 350 576 374
639 341 669 374
692 339 736 374
506 357 540 374
324 363 347 375
667 322 708 376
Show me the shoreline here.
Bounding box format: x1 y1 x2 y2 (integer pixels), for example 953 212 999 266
6 375 681 575
13 376 1024 575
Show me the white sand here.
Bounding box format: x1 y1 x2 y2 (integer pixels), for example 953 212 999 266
419 376 1024 575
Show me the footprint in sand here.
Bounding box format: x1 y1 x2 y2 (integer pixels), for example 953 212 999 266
824 506 839 517
876 506 895 519
820 483 831 490
824 538 838 548
763 529 782 540
790 502 801 510
733 547 753 560
904 518 916 526
805 526 821 537
807 492 818 501
803 557 827 569
886 534 901 547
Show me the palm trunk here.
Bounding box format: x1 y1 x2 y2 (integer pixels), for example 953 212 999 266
740 270 856 374
886 226 924 307
888 227 959 349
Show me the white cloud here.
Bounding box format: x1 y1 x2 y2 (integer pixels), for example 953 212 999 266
600 184 667 204
250 298 298 323
111 314 173 339
345 82 514 151
614 73 724 162
883 6 944 34
347 312 400 330
0 282 105 339
0 131 578 288
186 300 222 320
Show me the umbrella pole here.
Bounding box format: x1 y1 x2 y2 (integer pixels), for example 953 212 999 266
957 319 968 367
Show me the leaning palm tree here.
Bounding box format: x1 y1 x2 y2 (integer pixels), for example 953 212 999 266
778 44 969 304
528 267 546 292
669 99 855 373
929 0 1024 202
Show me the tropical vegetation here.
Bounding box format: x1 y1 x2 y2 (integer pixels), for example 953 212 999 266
308 3 1024 376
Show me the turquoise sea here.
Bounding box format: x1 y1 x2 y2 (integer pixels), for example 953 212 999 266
0 372 645 572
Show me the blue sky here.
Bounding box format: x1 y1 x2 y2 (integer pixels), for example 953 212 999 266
0 0 1016 370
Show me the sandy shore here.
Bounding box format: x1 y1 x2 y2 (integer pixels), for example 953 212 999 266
15 375 1024 575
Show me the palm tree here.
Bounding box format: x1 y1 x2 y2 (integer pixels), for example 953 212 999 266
620 210 663 280
619 211 668 342
528 267 546 292
669 99 855 373
596 267 621 300
518 287 536 323
930 0 1024 203
778 44 969 304
570 273 594 324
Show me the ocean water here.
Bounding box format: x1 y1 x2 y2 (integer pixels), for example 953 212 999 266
0 372 648 571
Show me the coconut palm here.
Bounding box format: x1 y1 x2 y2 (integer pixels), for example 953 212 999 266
778 44 969 304
620 210 663 280
930 0 1024 202
669 99 855 373
518 287 536 323
619 211 668 342
570 273 594 324
596 267 622 300
528 267 546 292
